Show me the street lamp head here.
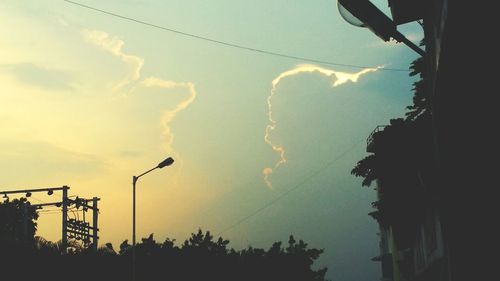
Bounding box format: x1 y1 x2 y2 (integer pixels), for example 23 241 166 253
337 0 396 41
337 0 365 27
157 157 174 168
337 0 425 56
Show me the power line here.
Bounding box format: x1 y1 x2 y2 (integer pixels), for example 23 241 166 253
216 140 364 236
38 209 61 214
29 195 46 204
63 0 409 72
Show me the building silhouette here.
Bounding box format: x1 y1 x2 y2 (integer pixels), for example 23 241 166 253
340 1 491 280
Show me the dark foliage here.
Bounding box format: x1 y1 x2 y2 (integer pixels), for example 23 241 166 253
0 197 38 246
406 57 429 121
351 54 435 248
1 216 327 281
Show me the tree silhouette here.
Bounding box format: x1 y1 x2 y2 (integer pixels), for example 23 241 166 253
405 56 429 121
114 229 327 281
351 50 431 187
348 44 449 281
351 53 435 250
2 202 327 281
0 197 38 247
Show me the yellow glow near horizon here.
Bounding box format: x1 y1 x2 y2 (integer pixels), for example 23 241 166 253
1 23 206 245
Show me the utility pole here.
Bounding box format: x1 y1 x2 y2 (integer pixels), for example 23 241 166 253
1 186 100 251
92 197 99 251
66 197 100 249
62 185 69 253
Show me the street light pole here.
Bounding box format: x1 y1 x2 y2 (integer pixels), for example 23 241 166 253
132 157 174 281
132 175 137 281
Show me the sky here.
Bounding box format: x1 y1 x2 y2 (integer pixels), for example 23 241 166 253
0 1 421 280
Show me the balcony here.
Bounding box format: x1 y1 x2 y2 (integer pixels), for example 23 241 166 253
367 125 387 153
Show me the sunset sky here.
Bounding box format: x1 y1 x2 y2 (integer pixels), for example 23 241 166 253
0 1 421 280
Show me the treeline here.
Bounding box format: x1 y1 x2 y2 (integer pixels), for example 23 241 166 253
1 199 327 281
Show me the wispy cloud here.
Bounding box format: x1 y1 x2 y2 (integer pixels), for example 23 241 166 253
81 29 197 161
0 63 73 91
81 29 144 91
263 64 378 188
140 77 197 154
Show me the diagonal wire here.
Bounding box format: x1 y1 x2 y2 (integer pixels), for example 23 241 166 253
216 139 364 236
63 0 409 72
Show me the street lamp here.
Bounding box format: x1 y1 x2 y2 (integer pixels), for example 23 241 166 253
132 156 174 280
337 0 425 56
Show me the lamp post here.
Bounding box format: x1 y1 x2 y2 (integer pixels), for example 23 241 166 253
337 0 425 56
132 157 174 281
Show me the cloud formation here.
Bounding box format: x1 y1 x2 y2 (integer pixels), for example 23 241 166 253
82 29 196 157
263 64 378 188
140 77 197 153
82 29 144 91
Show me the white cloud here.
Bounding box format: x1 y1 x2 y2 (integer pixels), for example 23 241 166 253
81 29 197 160
82 29 144 91
263 64 378 188
140 77 197 154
